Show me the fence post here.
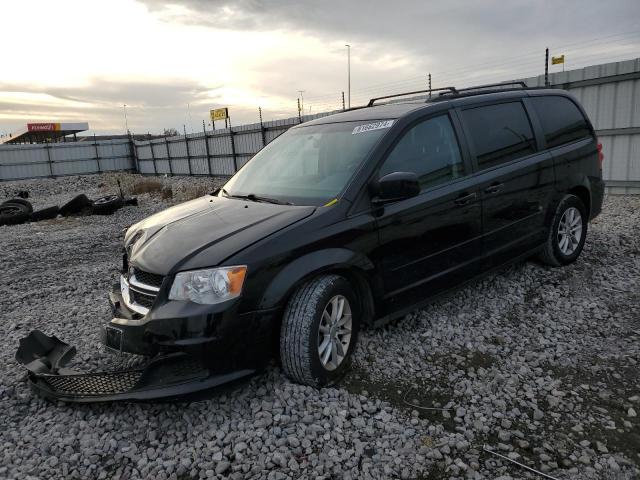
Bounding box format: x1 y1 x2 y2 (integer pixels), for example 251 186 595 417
545 48 549 87
127 132 137 172
165 136 173 176
45 143 54 177
203 120 212 175
259 107 267 147
183 125 192 175
149 140 157 175
229 125 237 173
93 134 101 173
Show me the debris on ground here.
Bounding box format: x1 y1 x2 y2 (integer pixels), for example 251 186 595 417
0 173 638 480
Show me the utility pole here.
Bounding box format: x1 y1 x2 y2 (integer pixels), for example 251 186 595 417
342 91 346 111
345 44 351 108
123 104 129 134
298 90 305 111
428 73 432 99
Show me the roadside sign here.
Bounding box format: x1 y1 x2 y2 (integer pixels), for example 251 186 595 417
552 55 565 65
210 108 229 122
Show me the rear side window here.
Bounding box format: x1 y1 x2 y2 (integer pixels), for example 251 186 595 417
461 102 536 169
379 115 464 191
530 96 591 148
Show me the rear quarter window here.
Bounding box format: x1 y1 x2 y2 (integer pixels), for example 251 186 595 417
529 96 592 148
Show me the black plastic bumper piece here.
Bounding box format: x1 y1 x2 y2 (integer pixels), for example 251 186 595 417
15 330 254 403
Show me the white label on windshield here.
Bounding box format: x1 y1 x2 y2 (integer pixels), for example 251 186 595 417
352 120 394 135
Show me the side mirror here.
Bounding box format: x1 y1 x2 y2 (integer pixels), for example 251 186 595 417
370 172 420 204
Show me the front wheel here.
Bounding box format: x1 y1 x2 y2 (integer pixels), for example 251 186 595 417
538 194 588 266
280 275 359 387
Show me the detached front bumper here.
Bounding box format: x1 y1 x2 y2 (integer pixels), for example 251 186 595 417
104 285 279 373
15 331 254 403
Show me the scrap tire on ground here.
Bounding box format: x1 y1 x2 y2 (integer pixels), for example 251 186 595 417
280 274 360 388
92 195 124 215
1 198 33 214
0 202 31 226
59 194 92 216
30 206 60 222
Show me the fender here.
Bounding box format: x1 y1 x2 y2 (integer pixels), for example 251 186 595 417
258 248 376 310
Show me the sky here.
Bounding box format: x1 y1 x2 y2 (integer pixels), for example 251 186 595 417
1 0 639 136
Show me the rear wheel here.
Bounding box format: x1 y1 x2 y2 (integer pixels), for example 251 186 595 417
538 194 588 266
280 275 359 387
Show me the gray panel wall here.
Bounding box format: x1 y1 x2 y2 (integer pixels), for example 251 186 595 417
0 139 134 181
3 58 638 194
521 58 640 194
134 113 336 178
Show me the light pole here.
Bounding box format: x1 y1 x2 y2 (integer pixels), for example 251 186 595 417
345 44 351 108
123 104 129 134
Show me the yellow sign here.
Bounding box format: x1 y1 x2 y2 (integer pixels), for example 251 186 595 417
210 108 229 122
552 55 565 65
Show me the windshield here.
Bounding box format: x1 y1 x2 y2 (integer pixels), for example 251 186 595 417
221 120 392 206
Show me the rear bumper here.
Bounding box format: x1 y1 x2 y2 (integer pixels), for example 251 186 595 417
590 177 605 220
105 287 279 372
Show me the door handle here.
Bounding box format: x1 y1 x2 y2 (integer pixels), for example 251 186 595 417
484 182 504 194
454 192 477 206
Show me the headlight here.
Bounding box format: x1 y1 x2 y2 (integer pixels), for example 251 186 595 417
168 266 247 305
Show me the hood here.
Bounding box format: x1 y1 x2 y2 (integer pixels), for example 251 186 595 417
126 196 316 275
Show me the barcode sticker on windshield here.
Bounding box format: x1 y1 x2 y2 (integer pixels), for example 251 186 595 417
352 120 394 135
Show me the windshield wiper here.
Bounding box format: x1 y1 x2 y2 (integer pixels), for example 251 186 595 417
221 189 293 205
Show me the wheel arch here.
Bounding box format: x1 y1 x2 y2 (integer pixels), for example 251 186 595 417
259 248 378 326
568 184 591 218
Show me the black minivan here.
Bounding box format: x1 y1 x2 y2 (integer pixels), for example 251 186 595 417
107 84 605 387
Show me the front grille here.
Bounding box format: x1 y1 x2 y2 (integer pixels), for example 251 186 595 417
130 289 156 309
133 268 164 288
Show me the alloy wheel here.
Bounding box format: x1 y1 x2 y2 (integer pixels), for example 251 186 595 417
317 294 352 371
557 206 583 255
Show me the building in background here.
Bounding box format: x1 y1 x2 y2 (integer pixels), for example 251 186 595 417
0 122 89 145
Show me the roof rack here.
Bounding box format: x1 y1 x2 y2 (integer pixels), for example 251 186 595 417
438 81 528 96
367 87 458 107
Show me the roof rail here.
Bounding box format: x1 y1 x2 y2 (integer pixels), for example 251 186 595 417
439 81 528 96
367 87 458 107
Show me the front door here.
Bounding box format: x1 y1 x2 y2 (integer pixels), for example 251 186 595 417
370 113 483 313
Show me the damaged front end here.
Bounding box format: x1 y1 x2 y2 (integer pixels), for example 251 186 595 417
15 330 253 403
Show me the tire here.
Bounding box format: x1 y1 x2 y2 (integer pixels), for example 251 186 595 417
30 206 60 222
538 194 588 267
280 274 360 387
1 198 33 214
59 194 92 216
92 195 124 215
0 202 30 226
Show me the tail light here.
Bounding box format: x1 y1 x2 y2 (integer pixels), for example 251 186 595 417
597 142 604 169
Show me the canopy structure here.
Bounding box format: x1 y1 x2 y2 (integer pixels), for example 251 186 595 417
0 122 89 145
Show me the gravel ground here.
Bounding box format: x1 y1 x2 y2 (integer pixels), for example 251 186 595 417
0 174 638 480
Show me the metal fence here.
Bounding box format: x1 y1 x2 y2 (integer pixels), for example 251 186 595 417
134 111 339 176
0 138 134 181
521 58 640 195
2 58 639 193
